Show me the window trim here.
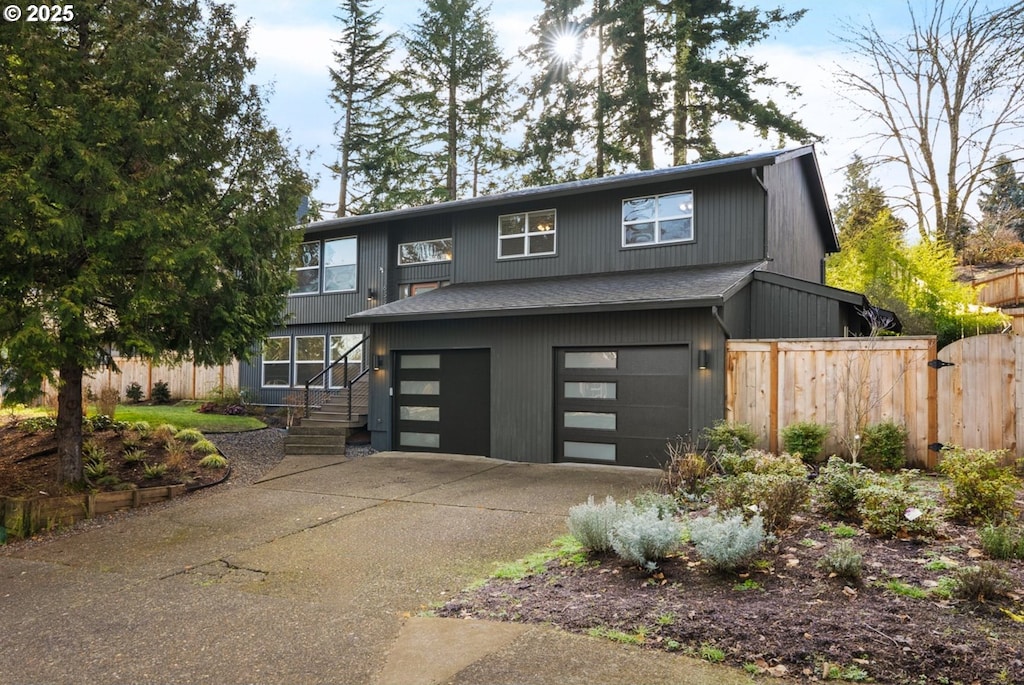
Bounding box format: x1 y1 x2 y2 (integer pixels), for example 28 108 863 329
497 208 557 259
290 240 321 297
323 236 358 293
261 336 291 388
397 238 453 266
621 190 695 248
293 335 326 388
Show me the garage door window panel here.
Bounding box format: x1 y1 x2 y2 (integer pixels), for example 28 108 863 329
563 441 617 462
564 381 617 400
564 411 617 430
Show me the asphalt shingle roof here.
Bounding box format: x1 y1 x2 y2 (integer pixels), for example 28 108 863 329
348 262 764 322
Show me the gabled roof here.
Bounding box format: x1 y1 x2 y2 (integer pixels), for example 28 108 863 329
305 145 832 238
348 262 764 323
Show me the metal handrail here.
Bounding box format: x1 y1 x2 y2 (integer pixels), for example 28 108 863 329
304 336 369 419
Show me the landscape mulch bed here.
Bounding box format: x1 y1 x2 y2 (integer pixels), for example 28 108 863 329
0 419 227 499
438 509 1024 684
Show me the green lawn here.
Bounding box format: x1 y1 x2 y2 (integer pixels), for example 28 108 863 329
103 404 265 432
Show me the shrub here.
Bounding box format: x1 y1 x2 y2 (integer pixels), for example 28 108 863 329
125 381 144 403
130 420 151 436
689 510 768 572
661 438 713 498
164 440 190 471
858 478 939 538
199 453 228 469
567 496 621 553
631 490 679 519
938 447 1019 524
781 421 830 463
979 524 1024 560
174 428 204 443
859 421 908 471
702 420 758 452
709 471 810 533
609 503 683 570
817 457 872 520
151 380 171 404
953 562 1012 602
96 386 120 418
817 540 863 582
191 438 219 455
152 423 178 443
18 415 57 432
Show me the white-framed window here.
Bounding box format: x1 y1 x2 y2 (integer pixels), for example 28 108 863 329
323 237 357 292
398 238 452 266
294 336 325 387
498 209 556 258
622 191 694 246
329 333 364 388
262 337 291 387
291 241 320 295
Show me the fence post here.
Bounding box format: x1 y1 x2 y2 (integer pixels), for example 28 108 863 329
769 341 779 454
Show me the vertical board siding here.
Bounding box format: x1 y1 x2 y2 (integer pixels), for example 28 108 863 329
453 173 766 284
763 157 830 283
726 337 935 467
369 309 725 463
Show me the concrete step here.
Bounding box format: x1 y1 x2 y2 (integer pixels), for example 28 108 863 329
289 424 360 437
301 417 367 429
283 443 347 457
285 434 346 447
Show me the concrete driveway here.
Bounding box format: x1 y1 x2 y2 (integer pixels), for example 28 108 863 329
0 453 756 685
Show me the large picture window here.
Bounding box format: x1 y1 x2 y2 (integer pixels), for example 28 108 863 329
294 336 325 387
291 241 320 294
323 237 357 292
498 209 556 258
622 191 694 246
262 337 291 387
398 238 452 266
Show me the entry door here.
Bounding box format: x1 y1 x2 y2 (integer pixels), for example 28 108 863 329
555 346 689 468
394 349 490 455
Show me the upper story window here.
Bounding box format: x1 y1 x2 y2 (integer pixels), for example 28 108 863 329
291 241 320 295
498 209 556 258
324 237 357 292
291 237 358 295
398 238 452 266
622 191 694 247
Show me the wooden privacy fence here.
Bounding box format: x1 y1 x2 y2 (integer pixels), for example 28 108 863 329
40 358 238 403
726 337 938 468
937 334 1024 464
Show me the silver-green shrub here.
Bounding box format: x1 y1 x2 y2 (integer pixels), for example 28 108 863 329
567 495 621 552
689 510 768 572
609 503 683 571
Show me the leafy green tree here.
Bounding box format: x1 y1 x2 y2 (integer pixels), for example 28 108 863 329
833 155 906 248
328 0 401 216
401 0 514 201
0 0 309 484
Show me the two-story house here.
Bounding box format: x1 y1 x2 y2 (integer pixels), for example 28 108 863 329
240 146 875 468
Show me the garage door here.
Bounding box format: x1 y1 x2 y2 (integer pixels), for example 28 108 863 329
555 346 689 468
394 349 490 456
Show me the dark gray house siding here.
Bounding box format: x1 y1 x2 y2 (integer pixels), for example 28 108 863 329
243 146 879 468
368 308 724 464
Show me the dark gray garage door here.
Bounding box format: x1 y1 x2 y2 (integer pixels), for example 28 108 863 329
394 349 490 456
555 346 689 468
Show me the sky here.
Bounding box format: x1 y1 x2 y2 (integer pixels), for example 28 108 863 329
235 0 917 215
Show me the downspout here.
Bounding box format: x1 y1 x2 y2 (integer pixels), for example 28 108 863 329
711 305 731 339
752 168 769 265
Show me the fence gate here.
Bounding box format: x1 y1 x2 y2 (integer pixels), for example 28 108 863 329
936 334 1023 465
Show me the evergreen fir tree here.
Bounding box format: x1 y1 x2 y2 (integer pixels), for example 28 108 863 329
978 155 1024 241
328 0 402 216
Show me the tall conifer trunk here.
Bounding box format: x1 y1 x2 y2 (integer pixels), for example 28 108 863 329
56 361 84 484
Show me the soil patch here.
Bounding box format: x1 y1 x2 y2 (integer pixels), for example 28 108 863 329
438 506 1024 684
0 417 227 499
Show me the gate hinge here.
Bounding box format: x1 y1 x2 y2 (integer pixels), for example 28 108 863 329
927 359 955 369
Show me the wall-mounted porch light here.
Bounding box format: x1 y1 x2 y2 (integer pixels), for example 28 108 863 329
367 288 377 302
374 354 386 371
697 349 710 370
